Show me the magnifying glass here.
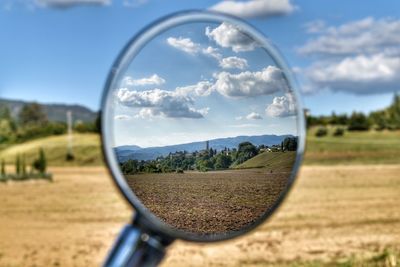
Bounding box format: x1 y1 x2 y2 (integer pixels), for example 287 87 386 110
101 10 305 267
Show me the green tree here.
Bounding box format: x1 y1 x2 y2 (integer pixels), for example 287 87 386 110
33 148 47 174
0 119 13 143
121 159 138 175
21 155 27 176
236 142 258 164
1 159 5 177
18 103 48 126
348 112 370 131
215 154 232 169
315 127 328 137
387 93 400 130
282 137 298 151
16 154 21 175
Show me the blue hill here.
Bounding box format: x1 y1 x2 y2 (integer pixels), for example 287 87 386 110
115 134 294 162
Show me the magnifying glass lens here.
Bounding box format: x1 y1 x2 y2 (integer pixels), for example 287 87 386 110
102 13 304 240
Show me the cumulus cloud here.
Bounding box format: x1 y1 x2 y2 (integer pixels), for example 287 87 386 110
117 88 208 119
219 56 248 70
167 37 201 54
299 17 400 56
246 112 263 120
202 46 222 60
266 93 296 117
34 0 110 8
210 0 295 19
176 81 214 97
213 66 288 98
299 17 400 95
122 74 165 87
306 53 400 94
206 22 259 52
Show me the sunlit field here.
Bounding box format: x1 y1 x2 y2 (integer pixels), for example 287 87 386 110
0 165 399 266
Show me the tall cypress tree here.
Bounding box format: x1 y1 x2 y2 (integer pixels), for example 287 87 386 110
16 154 20 175
21 155 27 177
1 159 5 177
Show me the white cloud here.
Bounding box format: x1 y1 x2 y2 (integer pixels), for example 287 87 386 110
210 0 295 19
202 46 222 60
246 112 263 120
219 56 248 70
114 114 132 120
176 81 214 97
34 0 110 8
213 66 288 98
266 93 296 117
206 22 259 52
303 20 326 34
117 88 208 119
299 17 400 95
123 0 148 7
167 37 201 55
299 17 400 56
122 74 166 87
306 52 400 94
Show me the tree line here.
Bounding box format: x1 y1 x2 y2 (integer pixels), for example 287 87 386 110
120 137 298 175
0 102 100 144
307 93 400 131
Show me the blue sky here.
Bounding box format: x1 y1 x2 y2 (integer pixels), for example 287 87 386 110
1 0 399 118
110 21 299 146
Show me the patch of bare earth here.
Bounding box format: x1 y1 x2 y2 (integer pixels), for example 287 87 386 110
126 169 290 235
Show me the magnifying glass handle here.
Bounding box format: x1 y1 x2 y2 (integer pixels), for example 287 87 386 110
103 215 174 267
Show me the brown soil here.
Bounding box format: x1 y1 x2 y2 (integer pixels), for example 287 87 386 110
126 169 290 235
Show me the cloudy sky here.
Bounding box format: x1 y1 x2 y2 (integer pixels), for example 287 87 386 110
111 21 298 146
0 0 399 120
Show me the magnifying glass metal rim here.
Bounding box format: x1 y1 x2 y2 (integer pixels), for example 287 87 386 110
101 10 306 243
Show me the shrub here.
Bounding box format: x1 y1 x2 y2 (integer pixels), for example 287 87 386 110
315 127 328 137
66 151 75 161
33 148 47 174
333 127 345 137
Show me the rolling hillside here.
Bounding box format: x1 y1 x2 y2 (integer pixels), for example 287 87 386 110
0 98 98 123
235 151 297 172
0 133 103 166
0 130 399 167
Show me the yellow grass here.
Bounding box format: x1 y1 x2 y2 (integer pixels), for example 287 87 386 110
0 165 399 266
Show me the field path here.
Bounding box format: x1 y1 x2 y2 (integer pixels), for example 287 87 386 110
0 165 398 266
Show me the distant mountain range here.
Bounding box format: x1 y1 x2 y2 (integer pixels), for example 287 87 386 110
115 134 294 162
0 98 98 123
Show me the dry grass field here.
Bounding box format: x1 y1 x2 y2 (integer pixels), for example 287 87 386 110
0 165 399 266
127 169 290 234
